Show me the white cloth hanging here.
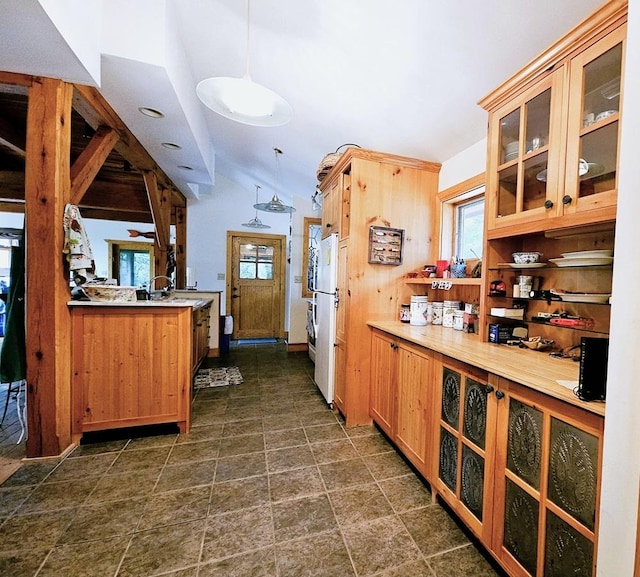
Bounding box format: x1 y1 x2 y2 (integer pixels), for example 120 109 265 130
63 204 95 285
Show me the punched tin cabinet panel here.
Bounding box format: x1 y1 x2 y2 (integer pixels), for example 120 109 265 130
544 510 594 577
547 417 598 531
504 478 540 576
441 367 460 428
463 378 488 450
439 427 458 493
461 445 484 522
507 398 543 490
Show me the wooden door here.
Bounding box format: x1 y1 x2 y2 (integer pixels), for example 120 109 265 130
227 232 286 340
369 330 397 437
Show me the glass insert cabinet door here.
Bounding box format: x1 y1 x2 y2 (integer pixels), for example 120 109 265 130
563 25 625 215
489 69 564 228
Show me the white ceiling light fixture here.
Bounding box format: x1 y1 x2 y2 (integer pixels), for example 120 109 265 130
254 147 295 213
242 184 272 229
195 0 292 127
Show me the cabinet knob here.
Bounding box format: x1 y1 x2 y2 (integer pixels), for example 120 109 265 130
325 223 332 228
544 200 554 210
485 385 494 394
495 390 505 400
562 195 573 205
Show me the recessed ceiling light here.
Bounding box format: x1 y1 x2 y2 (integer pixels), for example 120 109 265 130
161 142 182 150
138 106 164 118
178 165 193 171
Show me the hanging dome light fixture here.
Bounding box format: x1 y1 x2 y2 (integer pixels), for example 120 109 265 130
242 184 272 229
196 0 292 127
254 147 296 213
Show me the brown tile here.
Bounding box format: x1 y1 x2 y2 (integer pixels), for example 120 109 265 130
272 494 337 542
44 453 117 482
174 423 224 444
276 530 355 577
266 445 315 473
342 515 422 576
126 433 178 450
110 446 172 473
214 453 266 483
0 549 50 577
318 458 374 491
0 486 33 517
428 543 505 576
264 427 307 450
329 483 394 526
36 536 128 577
70 439 128 456
304 423 348 444
59 497 147 543
118 520 205 577
167 439 220 464
401 506 470 558
379 474 432 513
262 414 301 432
310 438 359 464
0 461 58 488
298 410 340 427
202 506 274 562
222 419 264 437
351 433 395 456
364 451 413 481
18 477 96 513
218 434 265 458
86 467 162 503
376 559 434 576
198 548 276 577
155 460 216 492
269 466 324 502
137 486 210 530
0 509 77 551
343 424 379 438
209 475 269 515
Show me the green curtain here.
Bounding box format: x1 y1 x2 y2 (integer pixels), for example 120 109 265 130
0 243 26 383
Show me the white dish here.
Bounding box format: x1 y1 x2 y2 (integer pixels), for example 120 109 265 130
549 257 614 267
558 293 611 304
580 162 604 179
596 109 617 121
504 262 546 269
560 249 613 259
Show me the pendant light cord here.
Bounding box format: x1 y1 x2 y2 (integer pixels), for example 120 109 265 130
244 0 252 79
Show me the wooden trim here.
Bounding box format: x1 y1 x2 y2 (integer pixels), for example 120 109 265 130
70 125 119 205
174 205 187 289
438 172 485 203
479 0 627 111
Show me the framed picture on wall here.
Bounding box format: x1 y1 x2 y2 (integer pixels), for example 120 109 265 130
368 226 404 265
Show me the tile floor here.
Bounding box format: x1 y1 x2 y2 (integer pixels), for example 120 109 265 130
0 342 507 577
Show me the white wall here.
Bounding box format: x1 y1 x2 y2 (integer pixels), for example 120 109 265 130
439 138 487 191
596 0 640 573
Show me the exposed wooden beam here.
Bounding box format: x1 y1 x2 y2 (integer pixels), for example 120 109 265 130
142 170 170 250
70 124 119 205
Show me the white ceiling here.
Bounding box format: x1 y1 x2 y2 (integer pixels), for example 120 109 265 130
0 0 607 206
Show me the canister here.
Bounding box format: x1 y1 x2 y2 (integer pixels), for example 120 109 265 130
442 300 462 328
399 303 411 323
431 302 444 325
410 295 428 326
518 275 533 297
453 310 465 331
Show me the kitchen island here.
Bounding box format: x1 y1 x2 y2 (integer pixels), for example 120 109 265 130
69 297 213 442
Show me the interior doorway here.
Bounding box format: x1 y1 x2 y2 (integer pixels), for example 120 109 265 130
226 231 286 340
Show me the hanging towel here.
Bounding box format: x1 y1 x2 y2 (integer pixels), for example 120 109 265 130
63 204 95 285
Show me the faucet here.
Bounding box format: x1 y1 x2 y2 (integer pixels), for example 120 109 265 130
147 276 174 298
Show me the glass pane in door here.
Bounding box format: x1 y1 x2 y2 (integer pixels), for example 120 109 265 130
497 163 518 218
499 109 521 165
239 243 274 280
522 151 548 212
525 88 551 153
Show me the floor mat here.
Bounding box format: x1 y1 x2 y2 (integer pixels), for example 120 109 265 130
234 338 278 345
194 366 243 389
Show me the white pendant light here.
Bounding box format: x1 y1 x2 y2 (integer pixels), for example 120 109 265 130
254 148 296 213
242 185 272 229
196 0 292 127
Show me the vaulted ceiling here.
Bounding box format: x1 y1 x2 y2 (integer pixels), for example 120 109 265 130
0 0 607 210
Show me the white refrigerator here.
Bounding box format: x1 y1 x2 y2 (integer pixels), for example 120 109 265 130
312 232 338 406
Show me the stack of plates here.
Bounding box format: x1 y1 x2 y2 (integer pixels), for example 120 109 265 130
503 141 519 162
549 249 613 267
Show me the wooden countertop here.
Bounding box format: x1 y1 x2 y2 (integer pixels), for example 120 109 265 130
368 321 605 417
68 298 212 309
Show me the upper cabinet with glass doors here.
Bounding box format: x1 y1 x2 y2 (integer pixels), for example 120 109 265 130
480 1 626 237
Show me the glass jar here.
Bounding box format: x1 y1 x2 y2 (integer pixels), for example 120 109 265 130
399 303 411 323
431 302 444 325
410 295 428 326
453 310 465 331
442 300 462 328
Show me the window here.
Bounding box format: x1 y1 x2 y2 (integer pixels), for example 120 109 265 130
456 197 484 260
438 173 485 265
239 243 274 280
107 240 154 286
302 217 322 298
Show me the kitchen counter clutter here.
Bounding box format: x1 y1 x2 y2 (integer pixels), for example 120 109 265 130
367 320 604 417
68 298 212 308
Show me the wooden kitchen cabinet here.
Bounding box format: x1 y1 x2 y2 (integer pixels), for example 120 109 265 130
71 305 194 440
490 377 604 577
320 147 440 426
192 301 212 372
370 328 433 478
432 356 496 543
480 2 626 238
